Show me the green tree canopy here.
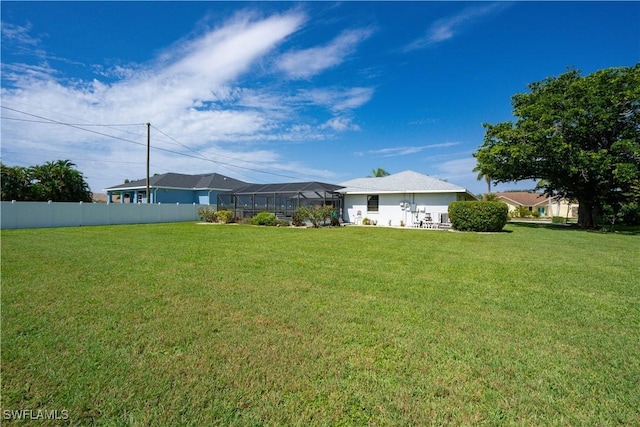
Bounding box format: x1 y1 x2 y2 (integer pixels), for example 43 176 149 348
474 65 640 227
1 159 93 202
370 168 390 177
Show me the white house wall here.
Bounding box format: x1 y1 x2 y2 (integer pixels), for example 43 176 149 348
343 193 462 226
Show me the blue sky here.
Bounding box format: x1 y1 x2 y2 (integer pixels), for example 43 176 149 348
2 1 639 194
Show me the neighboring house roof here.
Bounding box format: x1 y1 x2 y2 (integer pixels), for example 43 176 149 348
337 170 474 196
495 192 548 207
226 182 343 198
92 193 109 203
105 173 247 191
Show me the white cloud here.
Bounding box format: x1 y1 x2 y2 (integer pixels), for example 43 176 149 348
366 142 460 157
1 9 377 193
320 117 360 132
403 2 508 51
436 157 476 175
298 87 374 112
1 10 317 191
277 28 372 79
1 62 59 81
1 22 41 46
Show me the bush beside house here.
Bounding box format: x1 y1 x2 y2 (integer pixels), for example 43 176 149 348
216 210 234 224
251 212 279 226
449 201 508 232
197 207 234 224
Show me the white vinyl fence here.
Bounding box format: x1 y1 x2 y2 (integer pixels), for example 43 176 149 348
0 201 207 229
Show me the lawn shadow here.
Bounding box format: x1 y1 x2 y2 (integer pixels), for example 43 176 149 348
508 221 640 236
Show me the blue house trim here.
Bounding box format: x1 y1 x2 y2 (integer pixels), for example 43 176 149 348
104 173 248 205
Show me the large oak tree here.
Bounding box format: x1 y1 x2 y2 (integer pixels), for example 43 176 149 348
474 65 640 227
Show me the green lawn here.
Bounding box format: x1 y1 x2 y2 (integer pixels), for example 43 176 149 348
2 223 639 425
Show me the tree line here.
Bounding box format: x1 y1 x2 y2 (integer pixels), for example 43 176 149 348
474 64 640 227
1 159 93 202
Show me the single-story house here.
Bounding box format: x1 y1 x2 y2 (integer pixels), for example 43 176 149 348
104 170 476 226
217 181 343 219
105 172 247 206
337 170 477 227
494 192 578 218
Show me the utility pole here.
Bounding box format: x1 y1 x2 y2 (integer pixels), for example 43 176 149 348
146 122 150 203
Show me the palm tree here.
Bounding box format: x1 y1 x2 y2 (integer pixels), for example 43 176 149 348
31 160 92 202
370 167 390 177
472 164 491 194
0 163 31 200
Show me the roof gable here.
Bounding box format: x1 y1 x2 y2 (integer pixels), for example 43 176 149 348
337 170 467 194
495 192 548 206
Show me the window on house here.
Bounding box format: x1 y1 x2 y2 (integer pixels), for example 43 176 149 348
367 195 379 212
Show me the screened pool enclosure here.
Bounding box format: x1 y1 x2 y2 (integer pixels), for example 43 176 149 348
217 182 343 219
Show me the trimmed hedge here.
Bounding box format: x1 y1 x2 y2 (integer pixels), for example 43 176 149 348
217 210 234 224
449 201 508 232
251 212 278 226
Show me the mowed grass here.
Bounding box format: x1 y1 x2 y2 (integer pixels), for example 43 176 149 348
1 223 639 426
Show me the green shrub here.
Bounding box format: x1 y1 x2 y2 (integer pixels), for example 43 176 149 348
330 211 340 227
552 216 566 224
294 205 336 228
512 205 532 218
197 207 217 223
305 205 334 228
216 210 233 224
291 210 306 227
449 201 508 232
251 212 278 226
532 210 541 218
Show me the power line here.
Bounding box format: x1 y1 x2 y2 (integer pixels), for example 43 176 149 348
2 106 273 177
150 125 305 180
1 116 67 124
149 124 323 182
150 125 211 161
2 105 331 183
1 106 149 147
2 99 145 128
1 116 143 126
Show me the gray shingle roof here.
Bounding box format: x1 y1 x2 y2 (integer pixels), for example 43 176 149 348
337 170 468 194
227 182 343 196
105 173 247 191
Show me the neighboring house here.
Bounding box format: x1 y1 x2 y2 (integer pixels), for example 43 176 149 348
494 192 577 218
105 173 247 206
92 193 109 203
337 170 476 227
